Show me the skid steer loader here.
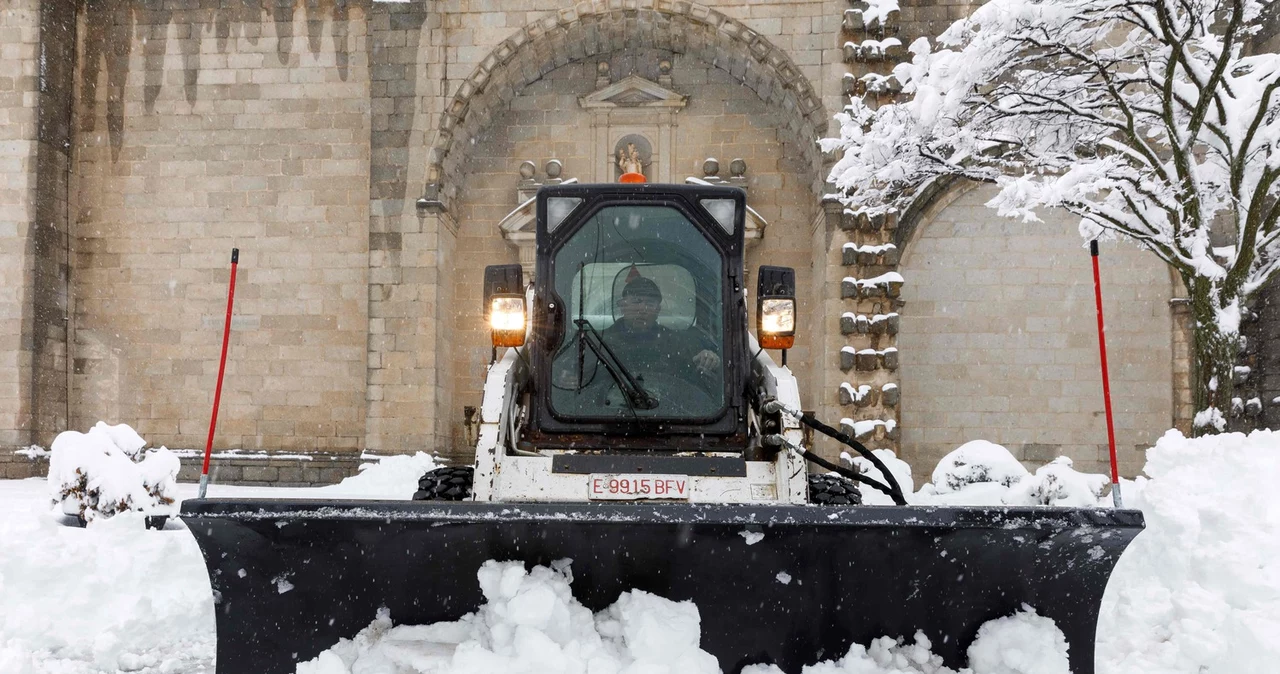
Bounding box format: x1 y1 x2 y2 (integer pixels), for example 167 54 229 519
180 183 1143 674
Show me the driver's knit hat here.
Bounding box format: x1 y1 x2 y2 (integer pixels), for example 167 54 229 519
621 276 662 302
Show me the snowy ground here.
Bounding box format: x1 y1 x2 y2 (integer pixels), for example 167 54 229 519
2 431 1279 673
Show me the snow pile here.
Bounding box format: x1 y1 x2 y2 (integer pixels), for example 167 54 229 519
313 452 441 499
1097 428 1280 674
0 490 214 674
912 441 1106 507
47 422 181 521
302 561 1066 674
296 560 721 674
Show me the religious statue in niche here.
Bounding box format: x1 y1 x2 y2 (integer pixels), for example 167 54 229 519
613 134 652 181
617 143 643 175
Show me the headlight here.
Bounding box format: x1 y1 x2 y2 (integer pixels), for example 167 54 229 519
490 296 527 347
760 298 795 335
758 297 795 350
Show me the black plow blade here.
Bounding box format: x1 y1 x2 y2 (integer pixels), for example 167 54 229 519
180 500 1143 673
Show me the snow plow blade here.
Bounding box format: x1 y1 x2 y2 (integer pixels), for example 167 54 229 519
180 500 1142 674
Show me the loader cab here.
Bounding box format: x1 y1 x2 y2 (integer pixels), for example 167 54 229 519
524 184 749 449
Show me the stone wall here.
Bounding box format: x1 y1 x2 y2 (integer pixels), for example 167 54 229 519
0 449 362 486
364 1 455 456
0 0 43 451
1246 12 1280 432
897 185 1176 476
71 0 371 453
1238 282 1280 432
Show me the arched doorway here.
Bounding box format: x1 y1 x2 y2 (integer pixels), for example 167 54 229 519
434 5 828 456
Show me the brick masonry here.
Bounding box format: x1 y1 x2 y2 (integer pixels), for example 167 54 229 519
0 0 1232 485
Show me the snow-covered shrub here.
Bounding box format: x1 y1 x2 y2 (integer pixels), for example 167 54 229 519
930 440 1030 494
897 440 1111 506
1009 457 1107 507
48 422 180 522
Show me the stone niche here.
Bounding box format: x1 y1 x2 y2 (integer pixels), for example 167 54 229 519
496 61 765 274
579 66 687 183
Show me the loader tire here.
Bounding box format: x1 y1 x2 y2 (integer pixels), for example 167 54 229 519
807 473 863 505
412 466 474 501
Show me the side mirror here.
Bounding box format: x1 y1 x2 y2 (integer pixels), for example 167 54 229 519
757 265 796 351
484 264 526 348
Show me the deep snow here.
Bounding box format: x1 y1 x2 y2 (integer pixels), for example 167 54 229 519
2 430 1279 673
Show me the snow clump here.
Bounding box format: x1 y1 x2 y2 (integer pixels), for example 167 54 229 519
742 607 1067 674
845 448 914 505
47 422 180 522
303 561 1068 674
313 452 441 499
297 559 722 674
966 606 1069 674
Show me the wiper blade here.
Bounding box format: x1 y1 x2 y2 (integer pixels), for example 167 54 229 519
574 318 658 410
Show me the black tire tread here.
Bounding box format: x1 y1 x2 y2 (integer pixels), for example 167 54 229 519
807 472 863 505
412 466 475 501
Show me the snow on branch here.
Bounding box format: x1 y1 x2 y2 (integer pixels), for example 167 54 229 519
821 0 1280 317
823 0 1280 429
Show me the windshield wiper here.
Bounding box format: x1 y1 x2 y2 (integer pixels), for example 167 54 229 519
574 318 659 410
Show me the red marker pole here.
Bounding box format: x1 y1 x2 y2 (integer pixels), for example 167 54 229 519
1090 241 1123 508
198 248 239 499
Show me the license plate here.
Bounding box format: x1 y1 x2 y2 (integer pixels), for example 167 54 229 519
588 474 691 500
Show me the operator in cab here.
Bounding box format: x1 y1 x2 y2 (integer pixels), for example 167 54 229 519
604 274 721 379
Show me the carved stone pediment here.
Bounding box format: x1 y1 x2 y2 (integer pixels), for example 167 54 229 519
579 75 687 109
498 196 538 273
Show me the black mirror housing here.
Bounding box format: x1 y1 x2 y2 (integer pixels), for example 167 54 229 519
483 264 524 308
757 265 795 299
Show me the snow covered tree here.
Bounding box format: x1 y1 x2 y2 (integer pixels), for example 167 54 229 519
822 0 1280 432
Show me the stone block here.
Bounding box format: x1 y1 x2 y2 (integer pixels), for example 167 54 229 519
243 465 279 482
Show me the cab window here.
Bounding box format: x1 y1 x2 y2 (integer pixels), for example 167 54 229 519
550 205 725 420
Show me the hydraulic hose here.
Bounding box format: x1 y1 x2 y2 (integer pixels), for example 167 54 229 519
763 401 908 506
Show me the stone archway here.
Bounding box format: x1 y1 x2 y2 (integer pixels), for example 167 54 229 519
419 0 828 211
430 8 829 454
